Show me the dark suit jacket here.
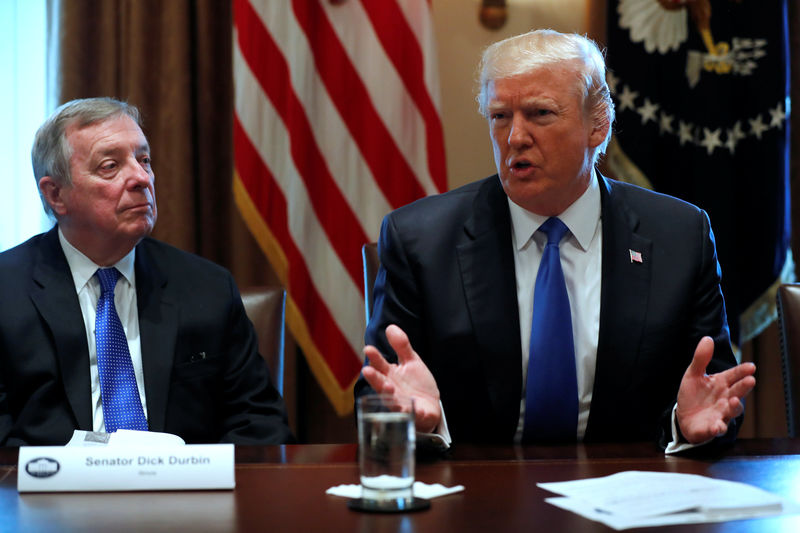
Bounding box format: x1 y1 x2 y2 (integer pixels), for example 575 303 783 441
357 175 739 447
0 227 293 446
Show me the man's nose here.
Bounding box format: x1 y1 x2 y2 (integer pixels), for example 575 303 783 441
508 116 532 148
126 160 153 188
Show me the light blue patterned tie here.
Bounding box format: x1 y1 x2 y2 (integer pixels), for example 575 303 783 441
95 268 148 433
523 218 578 443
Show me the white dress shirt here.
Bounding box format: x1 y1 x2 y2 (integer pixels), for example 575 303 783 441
508 174 602 442
58 228 148 432
506 175 689 451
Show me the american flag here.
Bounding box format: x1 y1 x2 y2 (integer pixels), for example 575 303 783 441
232 0 447 414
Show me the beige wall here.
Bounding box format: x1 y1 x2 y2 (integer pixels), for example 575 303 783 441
431 0 590 189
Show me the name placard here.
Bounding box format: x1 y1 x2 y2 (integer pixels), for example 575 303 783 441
18 444 234 492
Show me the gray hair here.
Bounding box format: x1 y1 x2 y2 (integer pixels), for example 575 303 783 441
476 29 615 163
32 97 142 216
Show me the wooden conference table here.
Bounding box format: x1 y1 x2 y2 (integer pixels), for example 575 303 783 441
1 439 800 532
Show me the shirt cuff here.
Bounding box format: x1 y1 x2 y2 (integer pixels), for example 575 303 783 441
417 400 451 449
664 403 714 455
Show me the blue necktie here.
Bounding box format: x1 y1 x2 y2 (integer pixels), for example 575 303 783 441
523 217 578 443
95 268 148 433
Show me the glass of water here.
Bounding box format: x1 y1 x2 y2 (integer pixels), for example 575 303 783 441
357 394 416 509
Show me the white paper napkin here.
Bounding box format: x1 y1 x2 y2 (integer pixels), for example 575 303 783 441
326 481 464 499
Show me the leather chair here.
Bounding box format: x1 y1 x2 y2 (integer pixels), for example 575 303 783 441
241 286 286 395
362 242 380 324
776 284 800 437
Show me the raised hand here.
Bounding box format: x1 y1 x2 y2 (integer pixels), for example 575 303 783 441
676 336 756 444
362 324 442 433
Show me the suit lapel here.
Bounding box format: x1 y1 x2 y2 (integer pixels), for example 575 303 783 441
29 227 94 430
135 240 177 433
457 177 522 438
590 177 652 429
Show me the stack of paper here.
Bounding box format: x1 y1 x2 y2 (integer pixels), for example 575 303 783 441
539 471 792 530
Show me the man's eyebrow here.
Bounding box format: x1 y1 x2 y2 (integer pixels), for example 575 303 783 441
486 101 509 111
87 145 150 169
487 95 557 109
94 142 151 157
519 96 557 107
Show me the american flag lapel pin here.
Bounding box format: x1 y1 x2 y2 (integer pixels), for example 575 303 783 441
629 249 643 263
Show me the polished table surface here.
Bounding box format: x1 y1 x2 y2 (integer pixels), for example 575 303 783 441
2 439 800 532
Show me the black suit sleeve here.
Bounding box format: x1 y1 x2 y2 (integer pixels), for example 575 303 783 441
657 209 741 450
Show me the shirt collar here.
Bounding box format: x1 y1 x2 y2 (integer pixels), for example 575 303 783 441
58 227 137 292
508 171 601 252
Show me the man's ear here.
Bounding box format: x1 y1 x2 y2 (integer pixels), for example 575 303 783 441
588 117 610 150
38 176 67 216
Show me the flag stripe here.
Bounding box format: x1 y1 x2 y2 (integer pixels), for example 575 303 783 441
235 0 368 291
396 0 442 112
359 0 447 192
246 0 394 236
232 37 365 358
234 171 362 408
318 0 443 197
291 0 430 207
233 115 364 387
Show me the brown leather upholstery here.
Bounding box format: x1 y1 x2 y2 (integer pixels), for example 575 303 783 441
362 242 380 324
241 286 286 395
776 284 800 436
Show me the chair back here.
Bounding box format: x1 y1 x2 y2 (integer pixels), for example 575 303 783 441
776 284 800 436
241 286 286 395
362 242 380 324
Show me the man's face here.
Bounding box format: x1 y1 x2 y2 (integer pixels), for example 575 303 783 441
55 114 157 259
486 63 605 216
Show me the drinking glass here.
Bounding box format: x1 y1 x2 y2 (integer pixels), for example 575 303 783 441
357 394 416 509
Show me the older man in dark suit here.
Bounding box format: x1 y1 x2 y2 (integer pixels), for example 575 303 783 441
356 30 755 451
0 97 292 446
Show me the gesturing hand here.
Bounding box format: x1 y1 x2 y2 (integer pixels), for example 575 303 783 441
676 336 756 444
361 324 442 433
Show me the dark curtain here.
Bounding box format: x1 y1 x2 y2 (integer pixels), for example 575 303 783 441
54 1 264 275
